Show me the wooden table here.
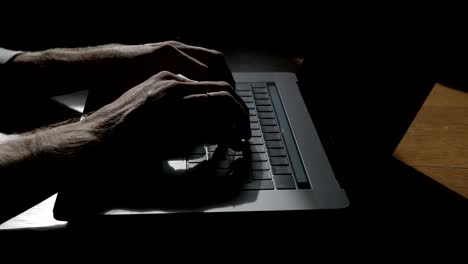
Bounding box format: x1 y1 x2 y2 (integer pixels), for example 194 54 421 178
394 83 468 198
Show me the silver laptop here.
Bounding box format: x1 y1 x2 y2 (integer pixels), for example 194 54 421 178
53 72 349 220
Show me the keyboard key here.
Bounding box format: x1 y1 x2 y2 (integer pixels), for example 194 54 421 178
250 153 268 161
263 133 281 141
252 88 268 94
250 123 260 130
245 102 255 109
250 145 266 153
249 109 256 116
267 148 287 157
252 130 262 137
262 126 279 133
248 137 263 145
256 106 273 112
237 91 252 97
242 97 254 103
260 119 277 126
272 165 292 174
250 162 269 171
266 141 284 149
250 171 272 180
251 82 266 88
273 175 296 189
242 180 274 190
255 99 271 106
249 116 258 123
236 83 251 91
269 157 289 165
258 112 275 119
254 93 269 100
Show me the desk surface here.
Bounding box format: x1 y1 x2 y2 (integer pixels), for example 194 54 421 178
394 83 468 198
0 194 65 230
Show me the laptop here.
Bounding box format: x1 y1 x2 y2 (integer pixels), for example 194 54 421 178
52 69 350 220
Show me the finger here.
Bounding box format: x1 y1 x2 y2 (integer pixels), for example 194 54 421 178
174 81 233 98
176 74 197 82
153 44 210 82
150 41 219 61
170 42 235 88
176 81 249 115
156 71 197 83
151 41 235 87
178 46 235 88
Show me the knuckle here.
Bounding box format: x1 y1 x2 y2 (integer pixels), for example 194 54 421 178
157 70 176 78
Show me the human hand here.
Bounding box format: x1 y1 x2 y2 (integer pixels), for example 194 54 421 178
84 71 250 158
10 41 234 97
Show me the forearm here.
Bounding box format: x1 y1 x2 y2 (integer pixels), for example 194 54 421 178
3 50 107 96
0 122 98 167
0 121 100 223
0 83 133 170
11 44 128 65
2 44 140 97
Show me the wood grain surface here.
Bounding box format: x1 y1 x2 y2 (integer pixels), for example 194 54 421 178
394 83 468 198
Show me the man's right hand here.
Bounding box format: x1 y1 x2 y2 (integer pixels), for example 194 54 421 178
84 71 251 158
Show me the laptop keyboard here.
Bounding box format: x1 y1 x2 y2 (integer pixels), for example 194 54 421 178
185 82 310 190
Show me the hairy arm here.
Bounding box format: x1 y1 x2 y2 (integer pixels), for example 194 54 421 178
0 122 98 169
1 41 234 101
2 45 136 97
0 120 100 223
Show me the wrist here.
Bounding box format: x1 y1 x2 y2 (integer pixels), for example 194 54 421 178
29 121 101 161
